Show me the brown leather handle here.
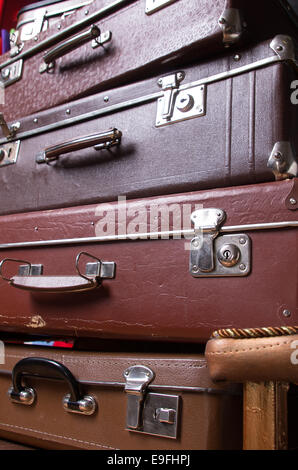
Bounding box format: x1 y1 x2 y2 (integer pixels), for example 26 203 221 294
10 275 99 293
36 128 122 164
0 253 116 294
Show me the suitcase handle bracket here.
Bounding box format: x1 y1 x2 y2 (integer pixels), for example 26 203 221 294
0 252 116 293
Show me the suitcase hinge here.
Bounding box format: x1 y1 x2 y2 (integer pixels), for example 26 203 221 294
156 71 206 126
218 8 243 47
124 365 179 439
267 142 298 181
190 208 251 277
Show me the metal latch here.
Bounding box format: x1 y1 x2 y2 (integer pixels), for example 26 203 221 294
0 60 23 87
190 208 251 277
267 142 298 181
156 72 206 126
124 365 179 439
218 8 243 47
0 140 20 168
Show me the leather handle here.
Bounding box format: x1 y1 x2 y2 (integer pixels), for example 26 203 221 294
36 128 122 164
12 357 81 402
43 24 100 66
10 274 100 293
0 253 116 294
8 357 97 415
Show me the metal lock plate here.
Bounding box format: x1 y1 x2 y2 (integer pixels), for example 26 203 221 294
156 82 206 127
124 365 180 439
141 393 179 439
190 233 251 277
0 141 20 168
0 60 23 87
145 0 178 15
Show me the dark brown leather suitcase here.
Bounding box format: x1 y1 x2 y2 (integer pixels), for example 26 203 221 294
0 36 297 216
15 0 94 42
0 179 296 342
0 0 297 121
0 344 242 450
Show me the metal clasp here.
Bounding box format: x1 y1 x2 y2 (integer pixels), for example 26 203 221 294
124 365 155 430
190 208 251 277
124 365 179 439
156 72 206 127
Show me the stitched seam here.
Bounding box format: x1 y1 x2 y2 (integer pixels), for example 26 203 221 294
0 422 118 449
206 338 294 355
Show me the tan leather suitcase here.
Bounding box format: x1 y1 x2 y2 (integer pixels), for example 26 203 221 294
0 344 242 450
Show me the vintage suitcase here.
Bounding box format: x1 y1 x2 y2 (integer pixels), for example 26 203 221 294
15 0 94 42
0 178 296 342
0 36 297 216
0 0 297 121
0 344 242 450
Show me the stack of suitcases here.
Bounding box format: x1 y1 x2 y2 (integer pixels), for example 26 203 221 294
0 0 297 450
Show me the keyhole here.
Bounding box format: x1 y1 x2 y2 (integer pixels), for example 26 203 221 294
223 250 231 260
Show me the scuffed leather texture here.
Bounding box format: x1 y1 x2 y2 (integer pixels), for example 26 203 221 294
0 179 296 341
0 39 297 216
205 334 298 383
0 345 242 450
0 0 297 120
0 0 224 121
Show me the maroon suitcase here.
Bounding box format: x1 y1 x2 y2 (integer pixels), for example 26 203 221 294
0 178 296 342
0 36 297 216
0 0 297 121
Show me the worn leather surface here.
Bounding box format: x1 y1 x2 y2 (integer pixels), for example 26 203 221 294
0 344 242 449
205 334 298 383
0 0 297 120
0 38 297 215
0 0 225 121
0 179 296 341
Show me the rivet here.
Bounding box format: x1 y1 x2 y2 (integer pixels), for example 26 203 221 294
57 24 61 30
103 96 109 103
34 36 38 41
239 237 246 245
283 309 291 317
219 17 226 24
234 54 241 61
289 197 297 205
66 109 71 115
192 265 199 272
34 227 38 231
276 45 283 52
85 9 89 15
33 118 38 124
239 264 246 271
